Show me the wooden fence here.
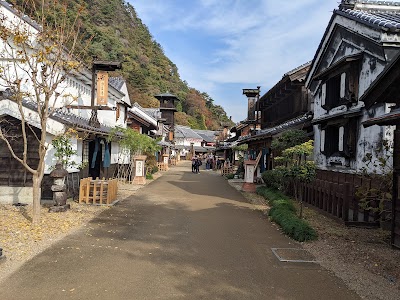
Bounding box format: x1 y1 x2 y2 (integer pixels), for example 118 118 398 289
301 170 380 226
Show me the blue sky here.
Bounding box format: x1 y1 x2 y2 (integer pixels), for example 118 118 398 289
127 1 381 122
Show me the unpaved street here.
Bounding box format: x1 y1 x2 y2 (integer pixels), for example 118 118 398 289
0 163 359 299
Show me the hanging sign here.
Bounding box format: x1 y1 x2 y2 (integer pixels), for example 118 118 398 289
96 71 108 105
116 104 120 121
247 96 256 121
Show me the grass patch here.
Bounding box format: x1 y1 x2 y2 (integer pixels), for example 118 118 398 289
257 186 317 242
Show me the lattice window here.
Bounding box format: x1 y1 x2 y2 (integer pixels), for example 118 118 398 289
83 141 89 163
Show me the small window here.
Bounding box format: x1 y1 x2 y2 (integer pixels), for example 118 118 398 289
83 141 89 163
320 130 325 152
322 119 358 159
321 71 356 110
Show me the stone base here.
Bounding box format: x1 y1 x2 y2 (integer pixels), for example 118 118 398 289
132 176 146 185
48 204 70 213
242 182 256 193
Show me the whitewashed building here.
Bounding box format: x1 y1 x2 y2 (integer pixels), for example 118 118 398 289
306 0 400 174
0 1 131 203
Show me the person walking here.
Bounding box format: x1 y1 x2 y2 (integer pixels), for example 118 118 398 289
195 157 202 174
192 156 196 173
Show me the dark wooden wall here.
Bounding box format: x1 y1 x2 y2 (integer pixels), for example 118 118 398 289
0 116 40 187
261 89 308 129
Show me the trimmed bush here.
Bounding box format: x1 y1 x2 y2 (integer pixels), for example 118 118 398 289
261 169 284 190
257 186 317 242
256 186 289 203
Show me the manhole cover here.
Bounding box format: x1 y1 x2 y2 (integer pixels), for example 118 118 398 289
271 248 318 263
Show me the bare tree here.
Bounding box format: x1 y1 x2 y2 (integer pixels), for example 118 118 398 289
0 0 89 224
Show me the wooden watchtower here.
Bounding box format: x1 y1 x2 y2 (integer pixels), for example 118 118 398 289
155 92 178 141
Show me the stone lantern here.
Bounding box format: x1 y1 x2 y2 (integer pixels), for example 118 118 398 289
49 162 70 212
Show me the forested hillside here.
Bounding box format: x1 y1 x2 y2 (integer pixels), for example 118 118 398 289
11 0 233 130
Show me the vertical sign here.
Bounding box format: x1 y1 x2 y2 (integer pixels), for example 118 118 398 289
248 96 256 121
97 71 108 105
116 104 120 121
135 160 143 177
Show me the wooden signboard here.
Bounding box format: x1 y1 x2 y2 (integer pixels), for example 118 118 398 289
116 104 120 121
97 71 108 105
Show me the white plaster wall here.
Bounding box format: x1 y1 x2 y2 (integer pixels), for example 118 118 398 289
0 186 36 204
314 105 394 174
358 59 386 98
174 138 202 147
306 14 382 87
111 142 130 164
44 135 81 174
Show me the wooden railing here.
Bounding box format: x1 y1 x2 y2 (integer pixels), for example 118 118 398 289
79 178 118 205
300 170 380 225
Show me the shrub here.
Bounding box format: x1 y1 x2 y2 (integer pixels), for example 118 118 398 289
225 174 235 179
256 186 288 203
257 186 317 242
146 173 153 180
151 166 159 174
261 169 284 190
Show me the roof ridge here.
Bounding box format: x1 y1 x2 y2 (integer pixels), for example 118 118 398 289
340 0 400 11
284 61 312 76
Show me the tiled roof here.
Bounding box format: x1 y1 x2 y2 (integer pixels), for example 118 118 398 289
21 100 115 135
109 77 125 91
192 129 218 143
142 107 161 120
0 1 41 31
174 125 203 139
337 1 400 32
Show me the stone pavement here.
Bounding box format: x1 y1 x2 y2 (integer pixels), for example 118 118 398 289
0 162 359 299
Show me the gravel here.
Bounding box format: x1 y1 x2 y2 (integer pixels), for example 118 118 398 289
227 178 400 300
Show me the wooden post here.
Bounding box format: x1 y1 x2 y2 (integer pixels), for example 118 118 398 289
343 183 350 222
392 129 400 248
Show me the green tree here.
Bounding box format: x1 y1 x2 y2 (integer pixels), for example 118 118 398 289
271 129 308 153
275 140 316 218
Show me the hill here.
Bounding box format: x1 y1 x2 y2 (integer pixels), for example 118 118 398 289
10 0 234 130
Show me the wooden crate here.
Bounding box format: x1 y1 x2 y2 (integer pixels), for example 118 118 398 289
221 166 233 176
79 178 118 205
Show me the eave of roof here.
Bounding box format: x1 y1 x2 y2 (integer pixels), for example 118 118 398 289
238 113 313 144
359 50 400 108
312 53 363 81
362 108 400 127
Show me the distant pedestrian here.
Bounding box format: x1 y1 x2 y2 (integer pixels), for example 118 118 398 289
195 157 202 173
192 157 196 173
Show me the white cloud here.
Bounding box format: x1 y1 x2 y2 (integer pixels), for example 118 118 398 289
130 0 381 121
